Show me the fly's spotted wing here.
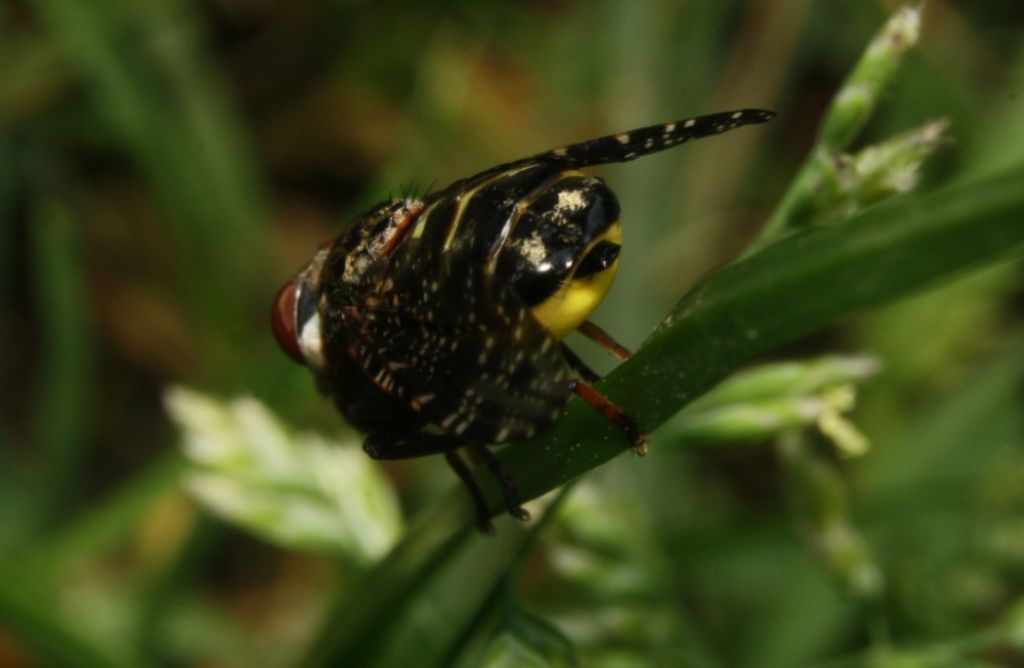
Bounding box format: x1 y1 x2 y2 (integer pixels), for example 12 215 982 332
428 109 775 213
344 238 573 445
504 109 776 171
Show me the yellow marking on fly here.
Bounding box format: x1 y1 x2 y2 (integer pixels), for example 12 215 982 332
441 194 471 251
441 165 534 251
411 198 443 239
531 221 623 340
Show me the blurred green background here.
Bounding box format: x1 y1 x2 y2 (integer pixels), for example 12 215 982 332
3 1 1024 666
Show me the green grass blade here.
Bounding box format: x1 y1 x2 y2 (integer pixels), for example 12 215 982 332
301 494 565 667
28 196 95 526
30 0 268 366
15 453 185 578
0 568 145 668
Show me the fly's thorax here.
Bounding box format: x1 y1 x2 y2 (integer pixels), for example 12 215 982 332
327 197 426 287
408 162 554 260
495 172 623 339
274 197 425 371
317 166 623 353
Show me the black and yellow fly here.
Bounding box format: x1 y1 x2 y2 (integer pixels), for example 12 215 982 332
273 108 775 530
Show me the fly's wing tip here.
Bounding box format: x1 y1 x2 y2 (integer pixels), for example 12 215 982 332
727 108 777 124
746 109 777 123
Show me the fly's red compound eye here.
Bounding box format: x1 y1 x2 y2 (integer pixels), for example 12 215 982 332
271 280 304 363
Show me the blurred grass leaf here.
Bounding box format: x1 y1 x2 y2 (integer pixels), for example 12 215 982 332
817 4 921 152
164 387 402 562
542 481 719 668
301 491 567 668
477 608 576 668
661 354 879 453
30 0 269 357
750 3 927 254
0 571 143 668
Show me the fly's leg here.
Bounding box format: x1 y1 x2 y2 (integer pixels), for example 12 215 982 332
364 432 501 533
566 322 646 453
362 431 460 460
578 320 632 361
561 319 630 380
470 444 531 523
559 343 600 383
444 450 494 534
571 380 648 455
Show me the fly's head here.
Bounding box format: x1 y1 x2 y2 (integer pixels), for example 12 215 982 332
271 240 332 370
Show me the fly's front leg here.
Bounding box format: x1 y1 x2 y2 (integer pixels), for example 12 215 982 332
444 449 494 534
565 322 646 453
364 431 499 533
362 431 461 460
578 320 632 361
470 444 531 523
559 343 600 383
571 380 648 455
561 319 631 381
